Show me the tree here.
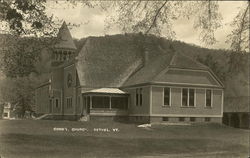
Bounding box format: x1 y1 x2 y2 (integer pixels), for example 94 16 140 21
226 2 249 52
0 0 57 36
99 1 249 52
197 54 227 82
0 35 54 77
100 1 222 44
0 76 39 117
0 0 69 116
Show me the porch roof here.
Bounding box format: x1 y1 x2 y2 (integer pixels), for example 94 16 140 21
82 88 127 94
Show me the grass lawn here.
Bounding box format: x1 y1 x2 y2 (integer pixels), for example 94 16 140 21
0 119 249 158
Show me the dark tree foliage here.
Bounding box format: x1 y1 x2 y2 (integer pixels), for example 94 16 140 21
227 52 248 75
0 76 39 117
98 1 249 52
0 0 57 36
0 35 54 78
197 54 227 82
0 0 61 116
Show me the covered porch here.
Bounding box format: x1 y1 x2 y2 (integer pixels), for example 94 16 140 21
81 88 129 116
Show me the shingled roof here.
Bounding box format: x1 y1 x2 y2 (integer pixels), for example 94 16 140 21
76 34 166 87
54 21 77 50
122 51 222 87
75 34 221 88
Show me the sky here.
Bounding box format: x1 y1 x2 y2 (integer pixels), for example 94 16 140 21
45 1 246 50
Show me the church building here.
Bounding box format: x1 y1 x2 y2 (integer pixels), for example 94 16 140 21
35 22 224 123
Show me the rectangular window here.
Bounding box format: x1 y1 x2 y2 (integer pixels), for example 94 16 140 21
190 117 196 122
162 117 169 121
182 88 188 106
164 87 170 106
136 88 143 106
189 89 195 107
55 98 59 108
182 88 195 107
179 117 185 122
3 113 8 117
206 89 212 107
67 97 72 108
92 96 109 109
140 88 143 106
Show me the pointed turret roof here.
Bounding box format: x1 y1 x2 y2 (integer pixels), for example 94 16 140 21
54 21 77 50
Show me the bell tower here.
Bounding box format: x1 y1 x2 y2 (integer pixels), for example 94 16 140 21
52 21 77 66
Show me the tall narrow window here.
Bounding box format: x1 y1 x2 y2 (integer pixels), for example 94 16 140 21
206 89 212 107
189 89 195 107
139 88 143 106
55 98 59 108
164 87 170 106
136 88 143 106
67 97 72 108
182 88 188 106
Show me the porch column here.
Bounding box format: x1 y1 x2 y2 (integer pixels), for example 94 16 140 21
109 96 112 109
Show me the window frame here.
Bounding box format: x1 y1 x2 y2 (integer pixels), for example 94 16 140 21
55 98 60 108
179 117 185 122
3 112 8 117
135 88 143 106
181 88 188 107
190 117 196 122
181 88 196 107
205 89 213 108
163 87 171 106
66 97 73 108
162 117 169 121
